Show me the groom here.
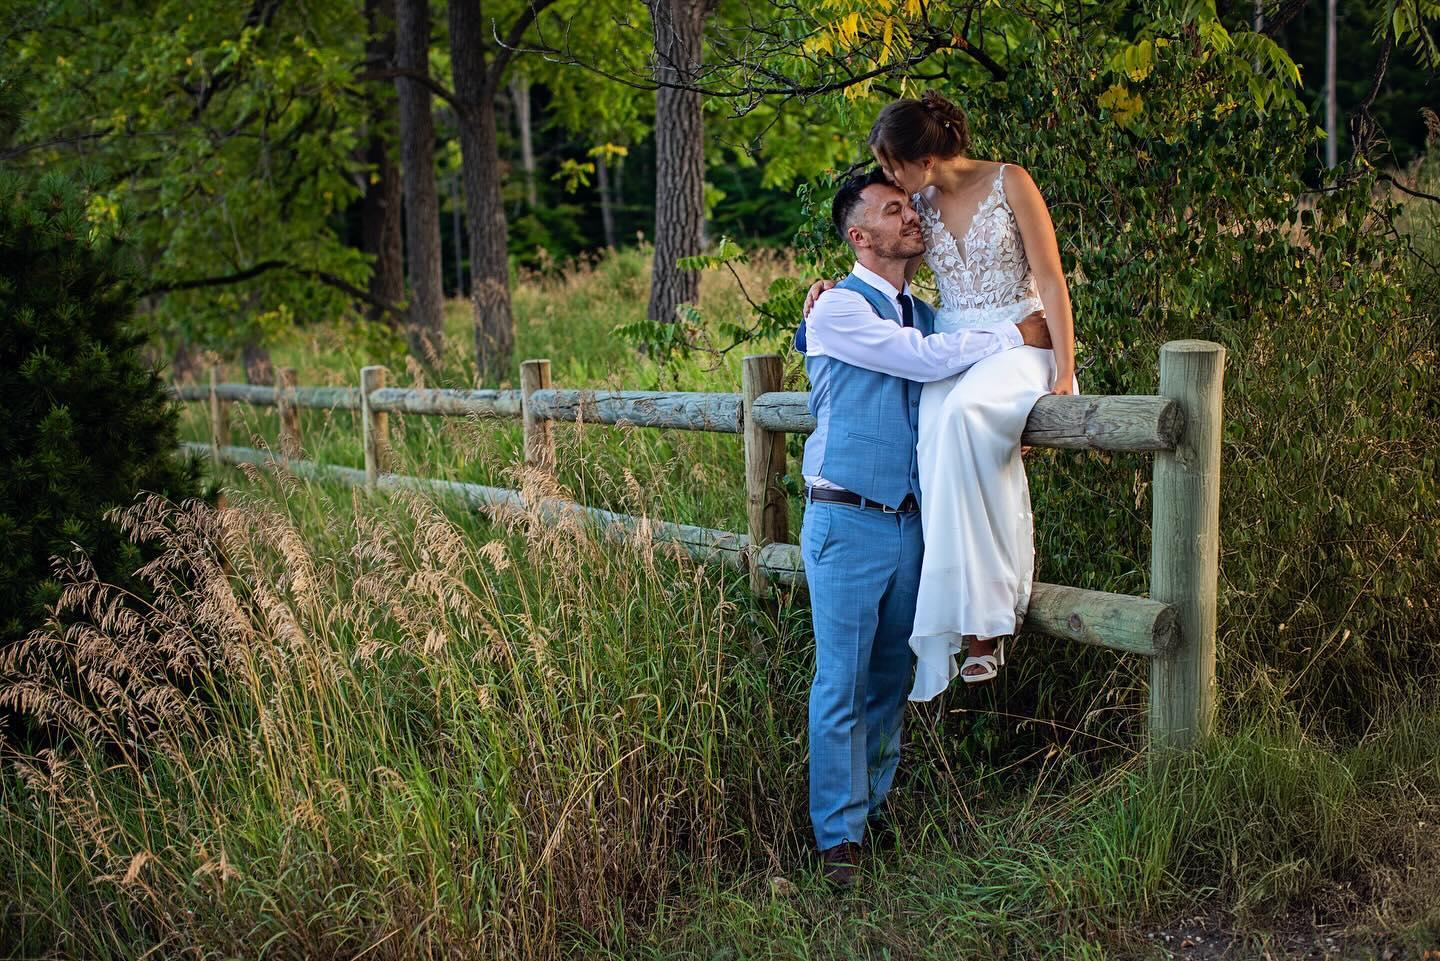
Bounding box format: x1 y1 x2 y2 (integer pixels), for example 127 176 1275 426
797 168 1051 888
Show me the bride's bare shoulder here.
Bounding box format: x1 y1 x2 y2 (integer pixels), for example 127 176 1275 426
993 161 1040 188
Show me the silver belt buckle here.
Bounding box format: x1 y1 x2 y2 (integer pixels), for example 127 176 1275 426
881 501 900 514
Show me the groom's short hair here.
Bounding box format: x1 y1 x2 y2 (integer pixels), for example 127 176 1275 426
831 167 895 245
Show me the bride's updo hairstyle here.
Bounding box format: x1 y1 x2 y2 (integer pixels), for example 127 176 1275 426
868 90 970 166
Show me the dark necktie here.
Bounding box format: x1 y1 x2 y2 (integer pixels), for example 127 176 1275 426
899 292 914 329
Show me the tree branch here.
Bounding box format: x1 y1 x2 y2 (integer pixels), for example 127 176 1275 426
1 130 111 160
1349 31 1394 165
512 29 960 103
488 0 562 89
142 260 290 296
141 260 409 323
952 33 1007 81
1261 0 1312 36
1379 172 1440 205
185 0 286 118
358 66 460 109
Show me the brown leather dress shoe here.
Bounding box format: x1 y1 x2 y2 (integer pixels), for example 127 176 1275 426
817 841 862 890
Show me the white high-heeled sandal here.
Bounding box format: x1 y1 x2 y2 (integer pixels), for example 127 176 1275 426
959 637 1006 685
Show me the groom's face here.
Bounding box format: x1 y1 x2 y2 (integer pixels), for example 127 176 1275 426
852 184 926 260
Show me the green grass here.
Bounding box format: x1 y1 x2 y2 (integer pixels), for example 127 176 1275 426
5 247 1439 958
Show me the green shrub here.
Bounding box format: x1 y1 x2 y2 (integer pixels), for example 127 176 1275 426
0 172 198 644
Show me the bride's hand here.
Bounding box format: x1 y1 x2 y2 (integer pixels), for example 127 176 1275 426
802 279 837 319
1050 370 1077 396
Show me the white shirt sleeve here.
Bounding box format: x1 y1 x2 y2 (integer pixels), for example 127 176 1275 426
805 289 1024 382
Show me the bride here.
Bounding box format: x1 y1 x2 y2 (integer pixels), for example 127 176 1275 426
806 91 1078 699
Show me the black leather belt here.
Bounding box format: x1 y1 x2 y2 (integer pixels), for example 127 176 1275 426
805 486 919 514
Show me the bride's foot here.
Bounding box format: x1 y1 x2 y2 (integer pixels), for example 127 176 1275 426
959 636 1006 684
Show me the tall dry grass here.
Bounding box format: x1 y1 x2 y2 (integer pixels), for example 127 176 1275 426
6 241 1440 957
4 460 1438 959
1 458 811 958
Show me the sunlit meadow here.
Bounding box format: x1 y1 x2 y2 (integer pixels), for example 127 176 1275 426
3 249 1438 959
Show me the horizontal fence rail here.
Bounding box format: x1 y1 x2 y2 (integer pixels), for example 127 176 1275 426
368 387 522 418
175 382 363 411
176 342 1224 751
172 385 1185 450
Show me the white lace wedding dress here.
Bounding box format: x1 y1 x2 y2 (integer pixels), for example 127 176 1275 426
907 163 1074 702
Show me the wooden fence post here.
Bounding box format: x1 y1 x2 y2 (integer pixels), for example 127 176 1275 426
277 366 300 459
1149 340 1226 751
208 364 230 468
360 365 389 488
520 359 554 471
742 354 788 596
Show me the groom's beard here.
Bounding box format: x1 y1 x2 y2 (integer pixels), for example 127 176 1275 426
874 232 926 261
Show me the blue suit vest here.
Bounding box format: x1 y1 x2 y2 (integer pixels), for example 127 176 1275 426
799 273 936 509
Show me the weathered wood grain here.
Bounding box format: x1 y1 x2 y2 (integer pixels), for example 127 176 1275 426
747 392 812 433
1025 583 1178 656
360 366 389 488
743 355 788 596
1024 394 1185 451
288 386 363 410
209 384 279 406
521 359 555 471
1149 340 1225 750
277 367 300 458
527 388 744 433
184 383 361 409
183 380 1179 452
751 392 1184 452
364 387 524 418
758 542 1177 656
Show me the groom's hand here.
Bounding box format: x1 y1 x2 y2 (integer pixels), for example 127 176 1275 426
1016 310 1052 349
802 279 837 319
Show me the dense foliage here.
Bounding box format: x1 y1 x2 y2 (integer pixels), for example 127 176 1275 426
0 173 198 644
669 19 1440 730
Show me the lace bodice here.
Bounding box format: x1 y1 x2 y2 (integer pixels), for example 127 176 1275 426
914 164 1040 324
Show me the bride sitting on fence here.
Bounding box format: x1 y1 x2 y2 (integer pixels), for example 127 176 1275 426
807 91 1079 698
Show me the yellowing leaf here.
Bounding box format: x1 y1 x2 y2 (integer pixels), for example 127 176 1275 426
1097 83 1143 127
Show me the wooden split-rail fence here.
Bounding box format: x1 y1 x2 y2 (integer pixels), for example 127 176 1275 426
174 340 1225 750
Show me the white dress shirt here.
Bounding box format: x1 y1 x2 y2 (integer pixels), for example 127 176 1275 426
805 262 1024 491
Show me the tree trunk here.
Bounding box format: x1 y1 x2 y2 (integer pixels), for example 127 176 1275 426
451 170 466 296
394 0 445 365
597 154 617 248
646 0 712 324
449 1 515 383
242 341 274 385
511 74 538 208
362 0 404 328
171 340 204 384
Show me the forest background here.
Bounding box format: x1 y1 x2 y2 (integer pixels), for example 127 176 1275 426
3 0 1440 958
